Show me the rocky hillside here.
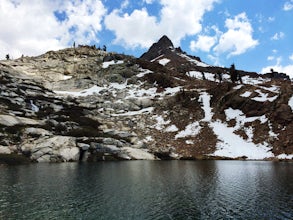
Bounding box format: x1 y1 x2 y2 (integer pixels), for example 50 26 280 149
0 36 292 163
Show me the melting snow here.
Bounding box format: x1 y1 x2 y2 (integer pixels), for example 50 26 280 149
199 92 212 121
112 107 154 116
188 71 215 81
197 92 274 159
259 85 280 93
137 69 152 77
252 89 278 102
62 75 72 80
159 58 170 66
233 85 244 90
241 76 270 85
55 85 104 97
179 53 210 67
186 140 194 145
289 95 293 112
102 60 124 68
240 91 252 98
225 108 267 125
211 121 274 159
276 154 293 160
153 115 170 130
175 121 201 139
165 125 179 132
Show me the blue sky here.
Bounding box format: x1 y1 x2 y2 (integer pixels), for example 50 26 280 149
0 0 293 77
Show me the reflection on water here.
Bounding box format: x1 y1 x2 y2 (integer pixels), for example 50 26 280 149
0 161 292 219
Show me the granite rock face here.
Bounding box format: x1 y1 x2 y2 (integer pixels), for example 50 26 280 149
0 37 292 163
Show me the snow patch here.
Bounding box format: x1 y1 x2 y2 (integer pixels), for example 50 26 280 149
185 140 194 145
240 91 252 98
165 125 179 132
159 58 170 66
112 107 154 116
289 95 293 112
55 85 104 97
62 75 72 80
233 85 244 90
225 108 267 125
153 115 170 130
188 71 214 81
252 89 278 102
199 92 212 121
102 60 124 68
211 120 274 159
175 122 201 139
179 53 210 67
137 68 153 77
276 154 293 160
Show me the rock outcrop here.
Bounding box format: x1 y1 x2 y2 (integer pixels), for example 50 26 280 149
0 37 292 163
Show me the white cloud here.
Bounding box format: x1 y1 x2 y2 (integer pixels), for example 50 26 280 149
190 35 217 52
121 0 130 9
0 0 106 59
104 9 160 48
283 0 293 11
271 32 285 40
290 54 293 61
268 16 275 22
143 0 155 4
213 13 258 57
104 0 219 49
267 56 274 61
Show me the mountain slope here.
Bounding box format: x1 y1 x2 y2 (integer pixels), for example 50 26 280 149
0 37 292 163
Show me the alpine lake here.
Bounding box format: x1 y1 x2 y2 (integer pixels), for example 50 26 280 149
0 160 292 219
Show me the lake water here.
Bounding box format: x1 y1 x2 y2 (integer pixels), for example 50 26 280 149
0 161 292 219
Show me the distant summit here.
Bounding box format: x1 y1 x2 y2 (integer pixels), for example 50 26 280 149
140 35 174 61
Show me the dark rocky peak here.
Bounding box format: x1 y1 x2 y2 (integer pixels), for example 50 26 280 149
157 35 174 49
140 35 174 61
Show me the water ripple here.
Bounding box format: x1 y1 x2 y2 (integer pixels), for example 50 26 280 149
0 161 292 219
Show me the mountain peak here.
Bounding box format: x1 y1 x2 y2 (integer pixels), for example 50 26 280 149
157 35 174 49
140 35 174 61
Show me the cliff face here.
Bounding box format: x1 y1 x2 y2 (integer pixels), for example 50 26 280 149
0 37 292 163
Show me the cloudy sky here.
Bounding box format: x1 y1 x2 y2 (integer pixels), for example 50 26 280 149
0 0 293 77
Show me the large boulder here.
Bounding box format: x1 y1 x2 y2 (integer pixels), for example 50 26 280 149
21 136 79 162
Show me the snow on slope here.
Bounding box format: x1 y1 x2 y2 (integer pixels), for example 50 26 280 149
252 89 278 102
289 95 293 112
179 53 210 67
198 92 274 159
158 58 170 66
211 121 274 159
102 60 124 68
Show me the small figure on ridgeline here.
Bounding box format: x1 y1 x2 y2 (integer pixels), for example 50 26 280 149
229 64 243 84
230 64 237 83
217 70 222 83
201 71 206 80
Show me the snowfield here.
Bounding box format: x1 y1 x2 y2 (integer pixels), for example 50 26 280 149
199 92 275 160
53 66 291 160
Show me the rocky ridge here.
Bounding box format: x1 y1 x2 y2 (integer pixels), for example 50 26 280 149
0 36 292 163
